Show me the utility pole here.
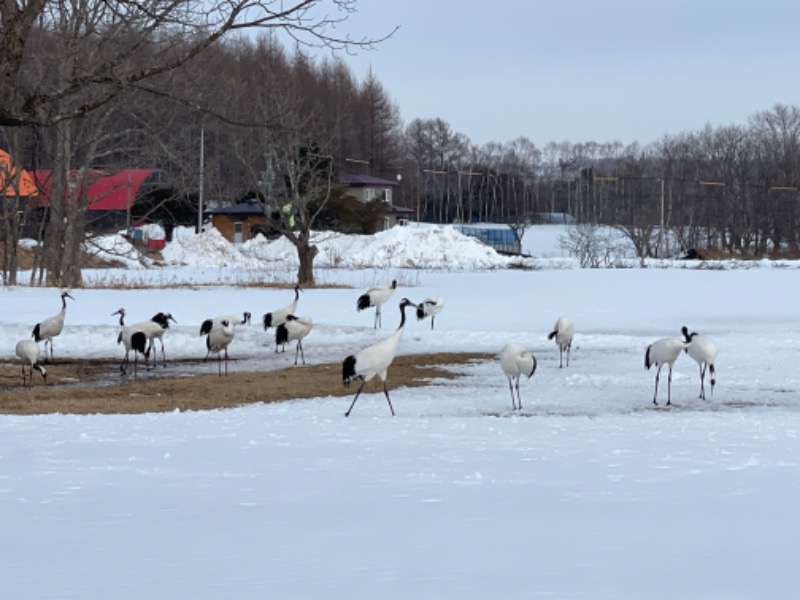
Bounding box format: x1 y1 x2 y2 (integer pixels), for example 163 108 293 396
197 127 205 233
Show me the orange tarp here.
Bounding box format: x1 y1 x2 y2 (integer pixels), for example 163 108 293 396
0 149 38 196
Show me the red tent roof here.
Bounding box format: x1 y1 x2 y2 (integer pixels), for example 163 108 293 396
32 169 160 210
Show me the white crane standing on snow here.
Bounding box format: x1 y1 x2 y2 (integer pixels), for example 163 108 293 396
645 336 689 406
681 325 718 400
548 316 575 368
357 279 397 328
111 308 149 377
16 339 47 387
276 314 313 365
416 296 445 330
343 298 415 417
32 290 75 363
499 344 537 410
200 312 251 376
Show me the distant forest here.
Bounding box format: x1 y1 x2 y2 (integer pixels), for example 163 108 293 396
2 2 800 286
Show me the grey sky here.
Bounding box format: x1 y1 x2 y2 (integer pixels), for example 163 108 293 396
340 0 800 147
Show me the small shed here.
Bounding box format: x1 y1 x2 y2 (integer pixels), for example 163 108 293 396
385 204 415 229
204 198 271 244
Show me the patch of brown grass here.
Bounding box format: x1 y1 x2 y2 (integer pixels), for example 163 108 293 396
0 352 492 415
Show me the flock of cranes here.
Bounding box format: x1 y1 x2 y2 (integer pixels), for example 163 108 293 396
12 284 718 417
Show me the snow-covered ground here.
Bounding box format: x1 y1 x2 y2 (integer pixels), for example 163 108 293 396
2 224 800 599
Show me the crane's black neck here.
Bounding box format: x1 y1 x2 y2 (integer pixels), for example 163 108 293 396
397 299 413 330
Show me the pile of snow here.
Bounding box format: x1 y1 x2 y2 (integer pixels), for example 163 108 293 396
84 235 153 269
160 227 262 268
242 225 521 269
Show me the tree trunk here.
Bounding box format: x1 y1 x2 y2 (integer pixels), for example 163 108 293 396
296 241 319 287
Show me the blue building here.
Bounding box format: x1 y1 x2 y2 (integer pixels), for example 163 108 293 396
454 224 522 255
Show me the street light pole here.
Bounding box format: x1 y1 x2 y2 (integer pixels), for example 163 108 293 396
197 126 205 234
658 177 664 257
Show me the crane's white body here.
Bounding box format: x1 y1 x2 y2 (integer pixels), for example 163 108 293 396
357 280 397 328
416 296 445 330
499 343 537 410
276 315 313 365
548 316 575 368
682 326 718 400
263 286 301 331
16 339 46 387
111 308 149 376
129 312 176 368
32 291 74 362
344 298 413 416
645 337 689 406
200 313 249 376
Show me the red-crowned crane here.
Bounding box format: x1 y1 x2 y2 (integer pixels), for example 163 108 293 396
130 312 177 368
681 325 718 400
416 296 445 330
275 314 313 365
32 290 75 363
547 316 575 368
357 279 397 328
645 337 689 406
263 286 301 351
16 339 46 387
499 344 537 410
200 312 251 376
111 308 149 377
343 298 415 417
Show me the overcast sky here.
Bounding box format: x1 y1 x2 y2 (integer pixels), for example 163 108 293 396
337 0 800 147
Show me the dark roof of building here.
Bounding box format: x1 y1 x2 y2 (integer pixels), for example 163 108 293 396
387 204 415 215
341 173 399 187
204 199 265 216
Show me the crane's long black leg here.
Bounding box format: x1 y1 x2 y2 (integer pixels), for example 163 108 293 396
515 379 523 410
345 381 367 417
666 365 673 406
382 381 396 416
699 364 706 400
507 377 516 410
567 344 571 367
653 365 662 405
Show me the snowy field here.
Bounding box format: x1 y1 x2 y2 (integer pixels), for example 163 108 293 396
2 224 800 599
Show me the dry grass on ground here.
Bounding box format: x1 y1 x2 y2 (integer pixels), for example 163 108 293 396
0 352 492 415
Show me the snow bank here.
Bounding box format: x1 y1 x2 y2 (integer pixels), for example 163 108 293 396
160 227 262 268
241 226 518 269
85 234 153 268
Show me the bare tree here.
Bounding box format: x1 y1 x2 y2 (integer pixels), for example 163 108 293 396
1 1 396 128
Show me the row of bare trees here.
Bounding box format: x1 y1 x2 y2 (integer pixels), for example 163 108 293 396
1 0 396 287
3 1 800 288
395 107 800 258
